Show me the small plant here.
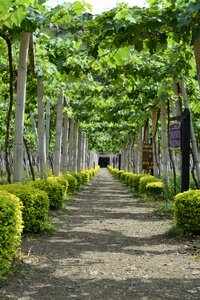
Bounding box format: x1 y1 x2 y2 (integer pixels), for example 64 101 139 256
165 224 186 237
154 200 174 219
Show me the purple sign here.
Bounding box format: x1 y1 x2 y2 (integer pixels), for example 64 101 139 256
169 124 181 148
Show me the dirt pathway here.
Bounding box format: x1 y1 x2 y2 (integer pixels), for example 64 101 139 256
0 168 200 299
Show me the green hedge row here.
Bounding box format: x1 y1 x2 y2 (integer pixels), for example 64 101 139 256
0 191 23 279
0 166 100 279
108 166 200 235
108 166 164 199
1 184 49 233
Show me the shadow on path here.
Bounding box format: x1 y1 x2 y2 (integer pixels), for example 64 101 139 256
0 168 200 300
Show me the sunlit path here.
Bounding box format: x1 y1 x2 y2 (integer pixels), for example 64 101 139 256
0 169 200 299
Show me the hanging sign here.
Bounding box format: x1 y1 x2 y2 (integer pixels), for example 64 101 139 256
169 124 181 148
142 144 153 170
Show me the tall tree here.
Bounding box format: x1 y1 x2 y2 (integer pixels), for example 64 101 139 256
54 92 64 176
13 32 30 182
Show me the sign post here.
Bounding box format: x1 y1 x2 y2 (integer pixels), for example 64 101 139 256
142 144 153 172
181 108 190 192
170 108 190 192
169 123 181 148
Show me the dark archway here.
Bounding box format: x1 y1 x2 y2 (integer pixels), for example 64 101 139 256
98 157 110 168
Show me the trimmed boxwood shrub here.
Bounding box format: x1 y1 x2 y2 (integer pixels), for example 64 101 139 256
92 166 100 176
85 170 93 180
110 168 119 177
0 191 23 279
81 171 90 184
87 169 96 179
128 174 146 192
69 172 83 189
62 173 78 194
31 178 65 210
1 184 49 233
174 190 200 234
89 168 95 176
94 166 100 174
48 175 69 197
109 168 118 176
146 181 164 199
139 175 162 194
120 172 132 183
116 170 125 179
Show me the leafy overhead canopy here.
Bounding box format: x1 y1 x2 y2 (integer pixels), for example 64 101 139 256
1 0 200 153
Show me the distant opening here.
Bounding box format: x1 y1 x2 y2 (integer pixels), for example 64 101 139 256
98 157 110 168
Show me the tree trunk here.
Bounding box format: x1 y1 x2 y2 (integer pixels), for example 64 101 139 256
167 98 177 194
37 77 47 179
180 76 200 187
30 112 39 150
68 118 74 171
46 98 50 170
82 134 86 170
23 137 35 181
138 126 143 173
77 128 82 172
172 80 182 171
129 134 135 172
193 36 200 89
62 112 69 173
28 33 36 77
72 120 78 172
160 99 169 185
13 32 30 182
5 38 13 183
120 144 126 170
54 93 64 176
151 108 159 177
85 137 88 170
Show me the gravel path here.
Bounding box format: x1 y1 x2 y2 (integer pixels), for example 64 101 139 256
0 168 200 300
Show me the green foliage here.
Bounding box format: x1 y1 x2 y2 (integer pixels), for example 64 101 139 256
139 175 163 194
68 172 83 189
48 175 69 198
31 178 65 210
154 200 174 219
62 173 78 194
116 170 125 179
174 190 200 234
84 170 93 180
0 191 23 279
146 181 164 199
93 166 100 175
80 171 90 184
120 172 132 184
129 174 146 192
0 0 34 29
165 173 182 200
1 184 49 233
0 0 200 188
165 224 186 237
